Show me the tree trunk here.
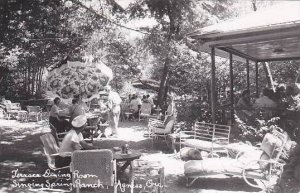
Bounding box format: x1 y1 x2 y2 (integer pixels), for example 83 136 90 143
206 81 211 105
0 0 9 41
252 0 257 11
27 66 30 96
262 62 275 91
157 57 170 111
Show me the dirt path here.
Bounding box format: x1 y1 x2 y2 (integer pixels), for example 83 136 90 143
0 119 262 193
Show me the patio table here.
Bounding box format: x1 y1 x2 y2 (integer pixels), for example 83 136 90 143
113 150 141 173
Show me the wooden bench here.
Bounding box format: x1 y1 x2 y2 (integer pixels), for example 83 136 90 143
179 122 231 157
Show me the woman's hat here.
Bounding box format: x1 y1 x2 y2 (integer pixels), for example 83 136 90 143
71 115 87 128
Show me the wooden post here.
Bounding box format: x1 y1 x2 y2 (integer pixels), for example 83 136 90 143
229 54 234 124
211 47 216 124
255 61 259 98
246 59 250 92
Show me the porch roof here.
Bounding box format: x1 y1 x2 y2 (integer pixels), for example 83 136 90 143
187 1 300 62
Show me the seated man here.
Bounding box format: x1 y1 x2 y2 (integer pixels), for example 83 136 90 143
56 115 98 168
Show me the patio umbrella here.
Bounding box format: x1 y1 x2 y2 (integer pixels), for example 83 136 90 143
46 61 113 102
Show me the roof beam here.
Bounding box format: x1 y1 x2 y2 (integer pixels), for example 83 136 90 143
189 22 300 40
204 28 300 47
218 47 257 62
258 56 300 62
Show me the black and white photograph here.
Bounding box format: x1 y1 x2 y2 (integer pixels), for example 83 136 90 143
0 0 300 192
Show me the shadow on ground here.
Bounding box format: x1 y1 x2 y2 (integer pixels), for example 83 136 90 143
0 120 266 193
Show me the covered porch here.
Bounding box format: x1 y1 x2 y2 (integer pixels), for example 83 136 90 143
187 1 300 124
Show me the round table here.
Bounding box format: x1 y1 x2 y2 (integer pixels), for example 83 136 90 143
113 150 141 173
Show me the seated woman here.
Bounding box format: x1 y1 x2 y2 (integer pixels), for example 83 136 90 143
49 97 70 133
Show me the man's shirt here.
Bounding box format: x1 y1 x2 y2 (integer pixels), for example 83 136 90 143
107 91 122 113
59 129 83 156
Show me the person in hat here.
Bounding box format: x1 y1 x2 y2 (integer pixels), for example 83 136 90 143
105 85 122 137
56 115 98 167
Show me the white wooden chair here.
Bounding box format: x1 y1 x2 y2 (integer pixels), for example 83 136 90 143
5 102 21 119
27 105 42 121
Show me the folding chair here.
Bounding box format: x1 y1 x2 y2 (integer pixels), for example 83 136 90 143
148 116 176 148
40 133 70 171
71 149 118 193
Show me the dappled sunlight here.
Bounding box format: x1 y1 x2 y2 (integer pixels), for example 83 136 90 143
12 135 27 140
0 119 264 193
141 152 184 175
0 186 64 193
0 161 36 168
0 141 14 145
32 151 43 156
0 120 48 128
117 127 147 142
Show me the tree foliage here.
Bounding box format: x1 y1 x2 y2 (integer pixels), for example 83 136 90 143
0 0 86 98
1 0 299 127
